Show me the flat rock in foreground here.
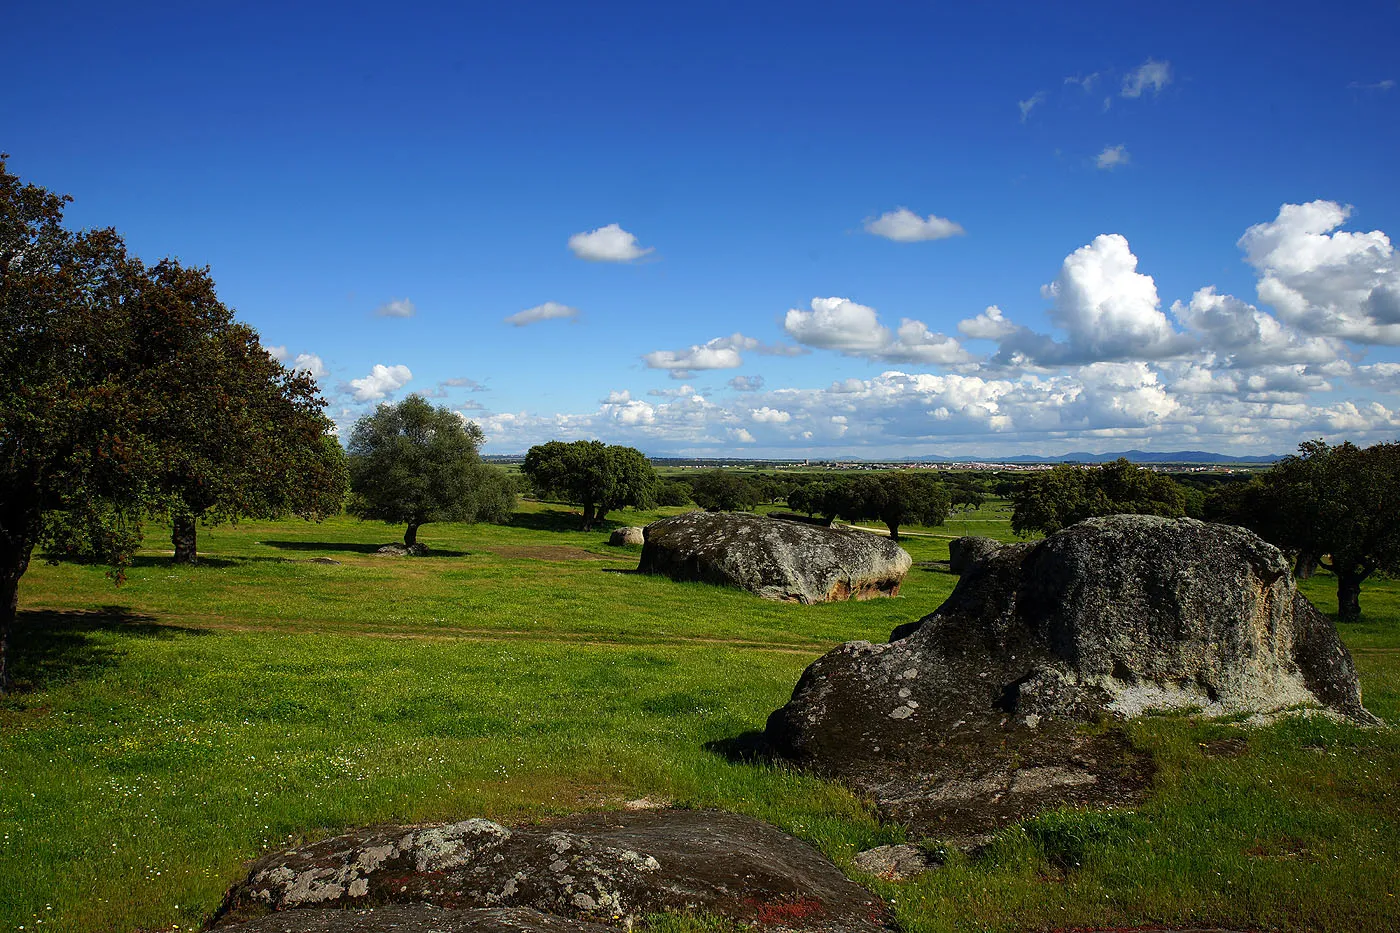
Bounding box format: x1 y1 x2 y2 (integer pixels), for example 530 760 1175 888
215 809 886 932
219 906 618 933
763 516 1378 839
638 511 911 603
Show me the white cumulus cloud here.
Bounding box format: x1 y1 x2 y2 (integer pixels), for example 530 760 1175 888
1239 200 1400 345
568 223 653 262
1038 233 1190 363
643 337 745 378
505 302 579 327
784 297 892 353
864 208 966 242
784 297 973 366
728 375 764 392
750 407 792 423
347 363 413 402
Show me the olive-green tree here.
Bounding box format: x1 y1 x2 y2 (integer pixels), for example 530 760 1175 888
688 470 760 512
346 395 515 547
834 472 951 541
1209 440 1400 620
520 440 656 530
1011 458 1186 536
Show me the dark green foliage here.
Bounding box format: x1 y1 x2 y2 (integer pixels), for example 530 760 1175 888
140 261 347 563
1011 458 1186 536
786 481 842 520
346 395 515 546
0 156 342 688
655 479 694 507
688 470 760 512
1208 440 1400 620
520 440 657 530
830 472 950 540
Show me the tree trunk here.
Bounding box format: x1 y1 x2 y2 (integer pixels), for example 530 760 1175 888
581 502 596 531
595 508 609 527
886 522 900 541
404 522 420 547
1294 551 1318 580
1337 569 1364 622
172 513 198 564
0 546 32 695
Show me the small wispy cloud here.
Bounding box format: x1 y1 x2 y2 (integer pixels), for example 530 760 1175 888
1096 144 1131 170
1348 79 1396 91
1065 72 1101 92
864 207 966 242
374 298 416 318
728 375 764 392
505 302 579 326
441 377 488 391
1018 91 1048 122
1122 59 1171 98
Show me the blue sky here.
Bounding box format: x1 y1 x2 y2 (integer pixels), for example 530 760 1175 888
6 1 1399 456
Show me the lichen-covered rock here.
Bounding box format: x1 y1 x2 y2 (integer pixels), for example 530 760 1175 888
214 809 886 932
946 536 1002 574
218 906 619 933
763 516 1378 838
638 511 911 603
851 845 939 881
608 527 644 547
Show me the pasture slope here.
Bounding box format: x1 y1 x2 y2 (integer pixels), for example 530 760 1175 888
1 500 1396 933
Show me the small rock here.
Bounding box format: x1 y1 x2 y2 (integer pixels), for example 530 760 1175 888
622 797 668 811
608 527 645 547
852 844 940 880
376 543 429 557
305 557 341 565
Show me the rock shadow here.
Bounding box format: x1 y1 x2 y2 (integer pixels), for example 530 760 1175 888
260 541 469 558
6 606 207 695
704 730 775 763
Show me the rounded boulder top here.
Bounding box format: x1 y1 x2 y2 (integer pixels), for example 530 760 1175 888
638 511 911 603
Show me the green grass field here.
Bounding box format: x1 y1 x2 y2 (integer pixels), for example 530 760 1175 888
2 501 1396 932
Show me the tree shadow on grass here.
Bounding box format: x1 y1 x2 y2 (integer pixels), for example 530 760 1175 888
259 540 470 558
506 509 631 534
6 606 208 696
39 551 242 570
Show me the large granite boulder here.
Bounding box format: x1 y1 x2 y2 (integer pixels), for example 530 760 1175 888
638 511 911 603
214 809 885 932
763 516 1378 840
